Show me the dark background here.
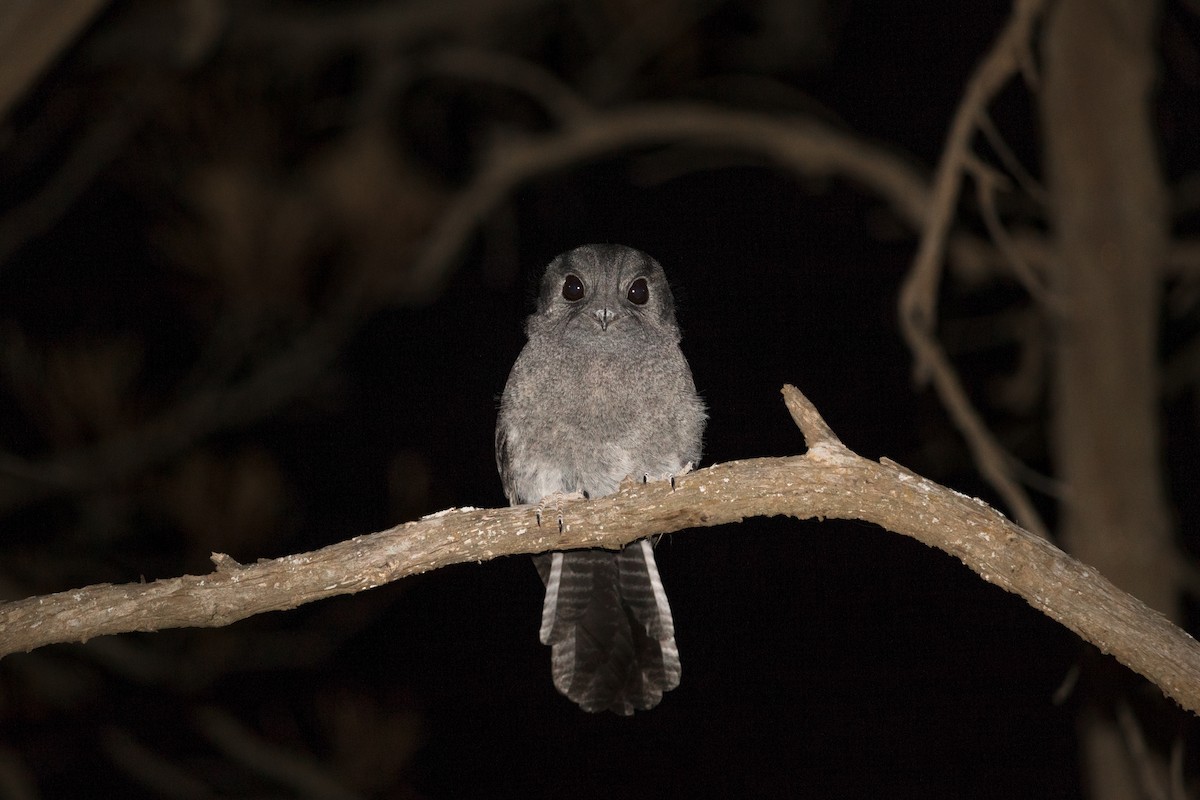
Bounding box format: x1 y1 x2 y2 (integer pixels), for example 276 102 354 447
3 1 1199 797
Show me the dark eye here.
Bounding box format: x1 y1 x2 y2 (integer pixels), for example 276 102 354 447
562 274 585 302
627 278 649 305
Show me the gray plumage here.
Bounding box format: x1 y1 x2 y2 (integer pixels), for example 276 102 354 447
496 243 706 714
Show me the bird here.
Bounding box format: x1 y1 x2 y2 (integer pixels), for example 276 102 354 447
495 243 706 714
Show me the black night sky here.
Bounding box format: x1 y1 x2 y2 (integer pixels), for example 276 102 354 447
3 1 1200 798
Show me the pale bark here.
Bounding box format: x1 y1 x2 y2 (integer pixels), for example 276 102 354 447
3 387 1200 717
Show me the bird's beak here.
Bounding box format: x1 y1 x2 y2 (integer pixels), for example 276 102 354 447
593 308 614 330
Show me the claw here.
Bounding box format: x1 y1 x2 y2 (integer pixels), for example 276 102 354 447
534 491 584 534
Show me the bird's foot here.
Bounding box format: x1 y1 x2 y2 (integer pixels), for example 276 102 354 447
535 491 586 533
670 462 695 491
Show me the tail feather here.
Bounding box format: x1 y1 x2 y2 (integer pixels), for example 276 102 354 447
619 539 677 641
535 544 679 714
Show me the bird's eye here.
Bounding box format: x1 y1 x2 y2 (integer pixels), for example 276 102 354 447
562 274 585 302
627 277 649 305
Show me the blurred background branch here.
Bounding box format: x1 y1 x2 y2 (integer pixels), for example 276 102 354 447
3 0 1200 797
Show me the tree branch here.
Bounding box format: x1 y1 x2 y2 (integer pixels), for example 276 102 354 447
408 103 932 300
2 386 1198 715
0 0 111 122
897 0 1051 538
